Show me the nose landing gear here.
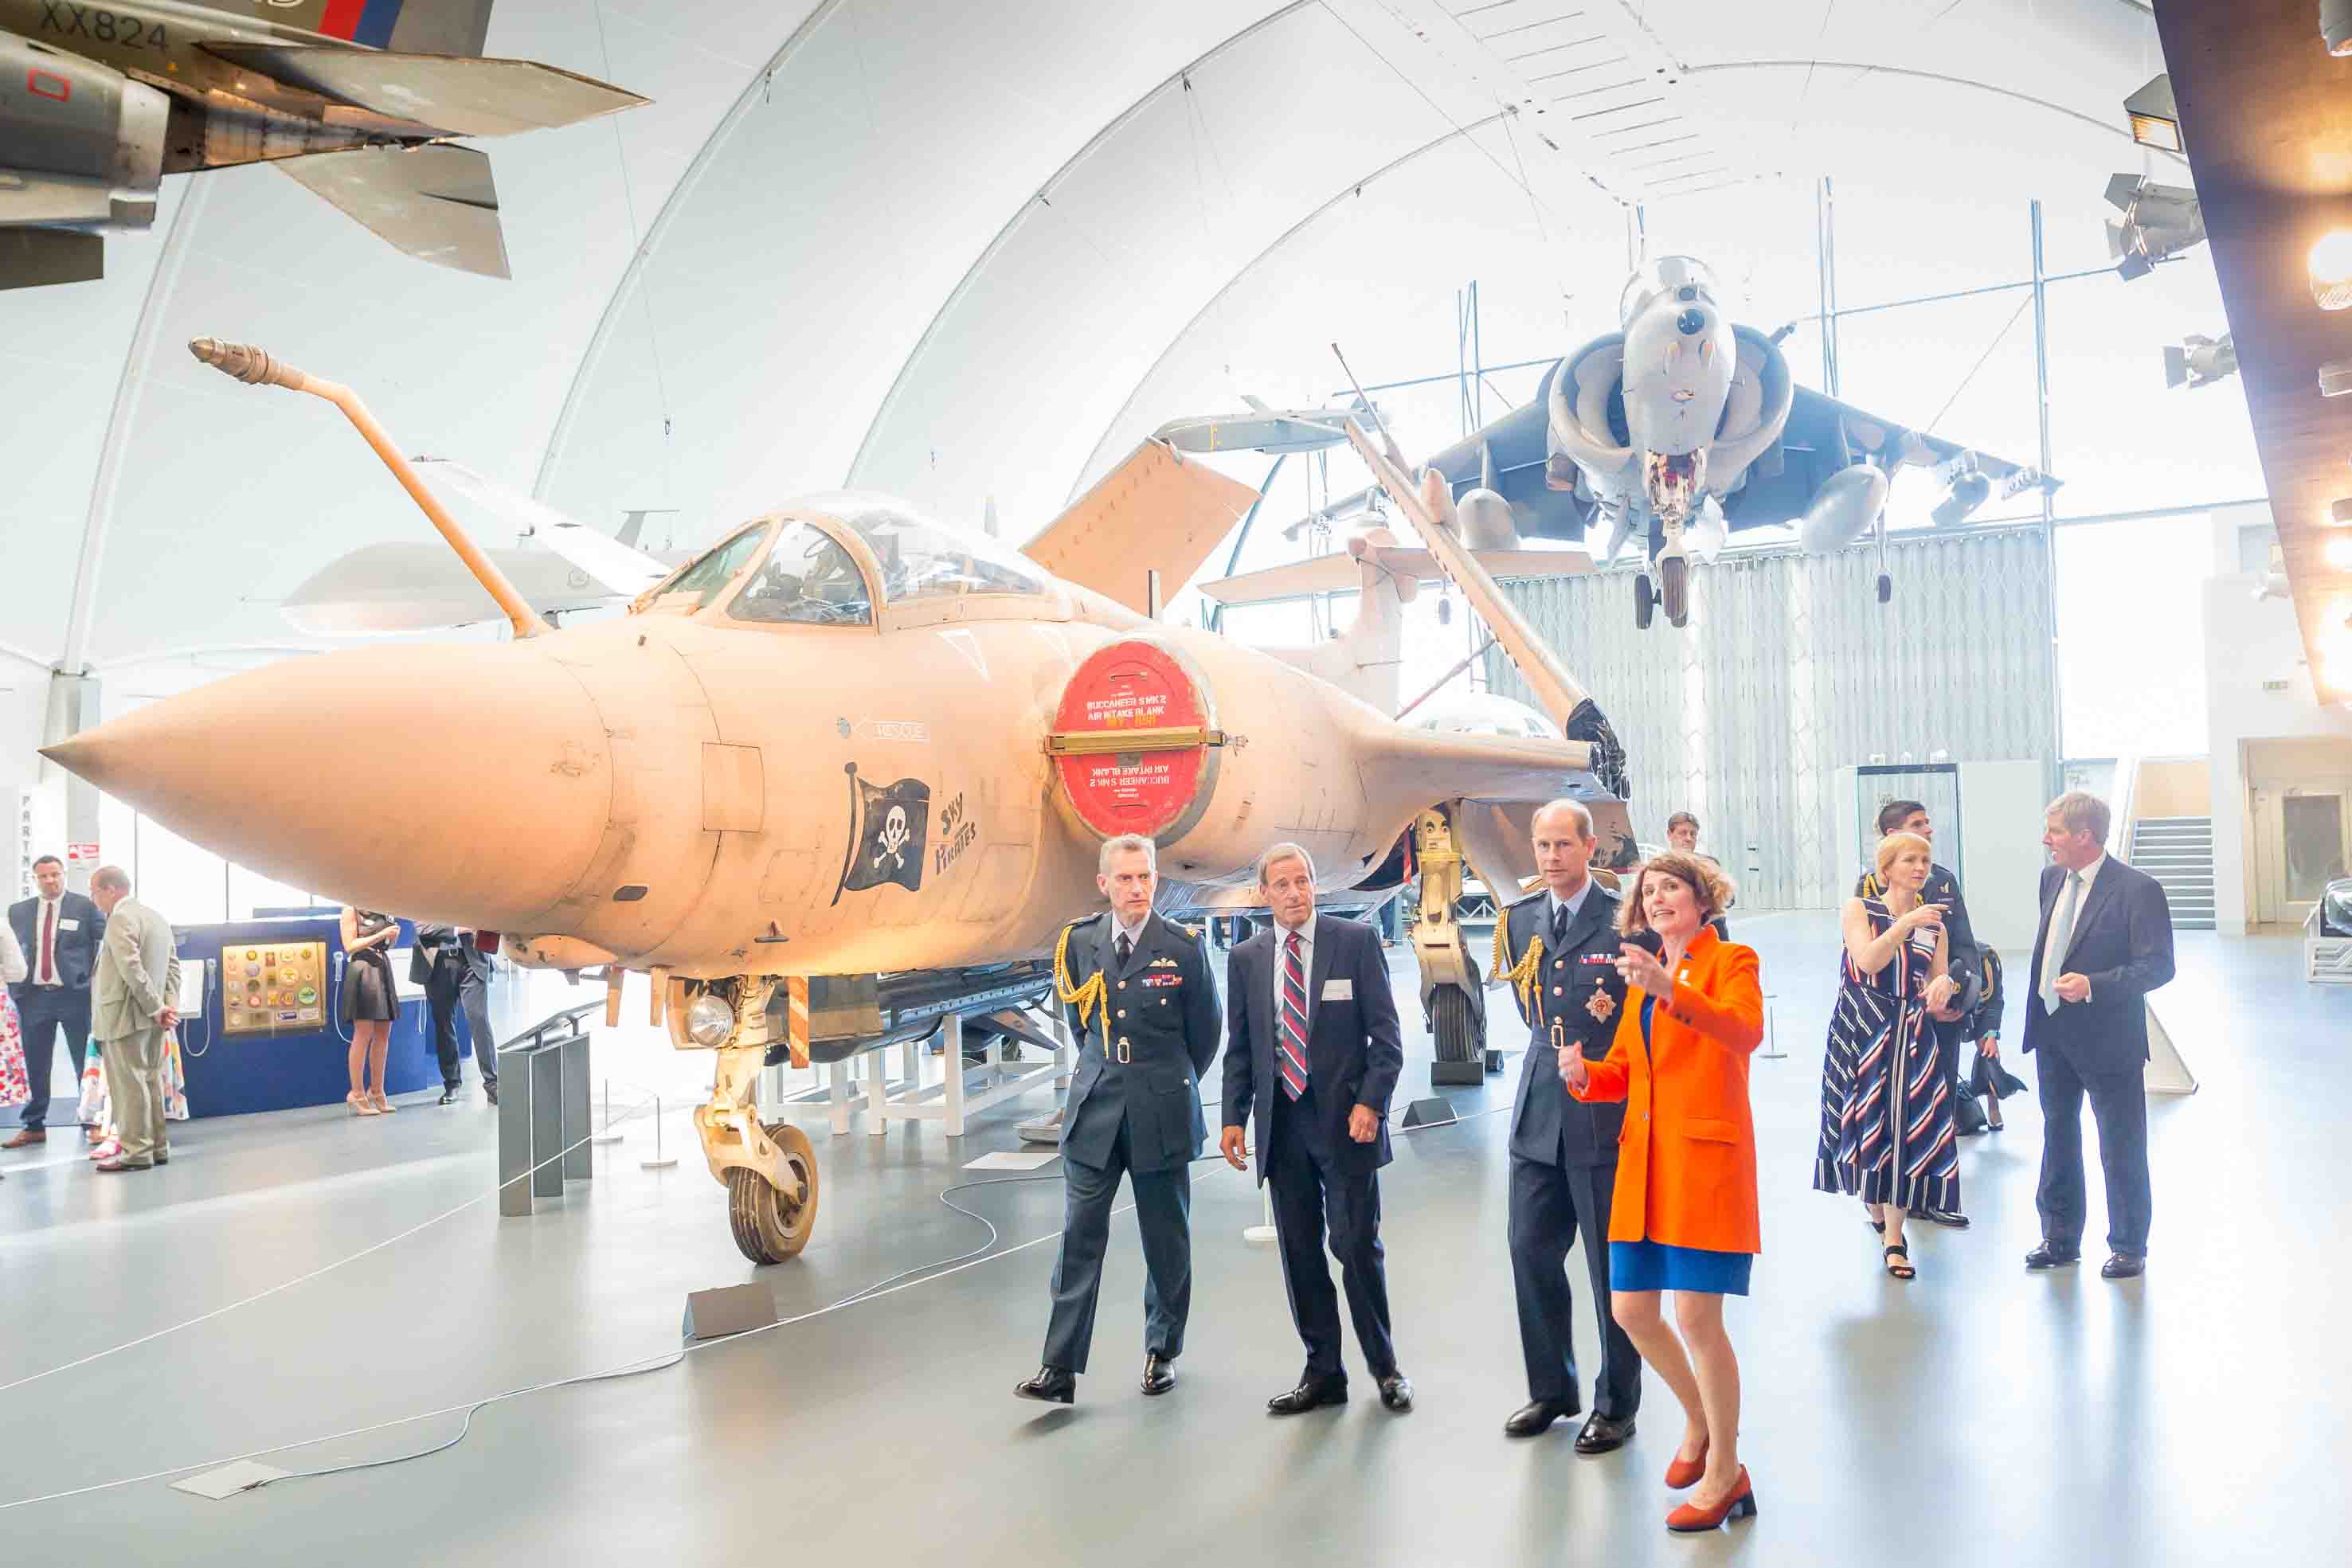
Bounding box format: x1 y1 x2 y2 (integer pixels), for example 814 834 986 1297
674 974 825 1264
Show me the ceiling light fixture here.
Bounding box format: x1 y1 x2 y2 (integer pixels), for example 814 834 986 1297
2105 174 2206 281
2332 498 2352 524
2323 361 2352 397
2326 537 2352 569
2165 332 2236 389
2123 75 2182 151
2314 230 2352 308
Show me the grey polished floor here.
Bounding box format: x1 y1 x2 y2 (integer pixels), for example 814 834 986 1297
2 915 2342 1566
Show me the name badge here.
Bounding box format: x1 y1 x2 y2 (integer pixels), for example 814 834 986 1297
1322 978 1352 1001
59 918 81 932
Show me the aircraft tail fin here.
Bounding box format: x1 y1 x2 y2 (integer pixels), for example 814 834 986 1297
277 143 509 279
1021 440 1259 616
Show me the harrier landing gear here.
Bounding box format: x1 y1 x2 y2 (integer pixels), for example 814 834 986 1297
671 974 824 1265
1634 572 1655 630
1660 555 1689 628
1408 806 1489 1087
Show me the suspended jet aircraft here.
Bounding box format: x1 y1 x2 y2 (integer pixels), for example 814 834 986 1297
1305 256 2057 628
0 0 644 288
46 336 1630 1264
1154 394 1386 456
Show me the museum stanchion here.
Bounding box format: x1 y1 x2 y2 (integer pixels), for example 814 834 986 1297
495 1001 601 1217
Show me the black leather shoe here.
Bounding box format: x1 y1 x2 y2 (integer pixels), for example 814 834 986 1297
1504 1398 1579 1437
1575 1411 1636 1454
1141 1353 1176 1396
2025 1241 2081 1270
2100 1251 2146 1279
483 1079 499 1106
1267 1374 1348 1415
1016 1365 1076 1405
1378 1372 1414 1413
437 1088 459 1105
1920 1206 1970 1230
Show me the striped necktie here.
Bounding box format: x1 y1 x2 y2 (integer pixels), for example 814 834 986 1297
1278 931 1310 1100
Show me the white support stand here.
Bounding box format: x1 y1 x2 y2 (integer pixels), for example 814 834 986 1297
863 1012 1074 1138
826 1058 871 1135
2143 1002 2198 1096
1243 1182 1277 1248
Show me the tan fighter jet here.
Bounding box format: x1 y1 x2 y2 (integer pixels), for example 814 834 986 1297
0 0 644 287
45 337 1627 1264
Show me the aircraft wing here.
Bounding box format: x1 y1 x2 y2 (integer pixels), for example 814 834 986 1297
416 460 671 596
1360 725 1595 807
198 45 647 136
1023 440 1260 615
1720 385 2056 532
277 144 508 280
1199 545 1591 604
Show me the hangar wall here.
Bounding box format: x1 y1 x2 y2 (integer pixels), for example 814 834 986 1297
1489 529 2057 910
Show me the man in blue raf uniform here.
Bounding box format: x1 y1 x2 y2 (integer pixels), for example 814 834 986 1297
1018 834 1222 1406
1496 800 1642 1450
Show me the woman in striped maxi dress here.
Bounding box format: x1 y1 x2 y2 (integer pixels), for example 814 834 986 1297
1813 831 1961 1280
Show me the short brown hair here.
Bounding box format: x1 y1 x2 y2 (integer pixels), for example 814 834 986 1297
1617 850 1730 936
1666 811 1699 834
2045 791 2110 846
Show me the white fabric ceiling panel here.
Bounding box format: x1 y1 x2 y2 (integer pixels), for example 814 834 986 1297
846 2 1498 536
542 0 1290 545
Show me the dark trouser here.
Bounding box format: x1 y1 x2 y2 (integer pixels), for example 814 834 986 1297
1509 1155 1641 1417
459 964 496 1085
425 963 466 1089
13 988 91 1131
1267 1084 1396 1382
1041 1116 1192 1374
2034 1044 2150 1254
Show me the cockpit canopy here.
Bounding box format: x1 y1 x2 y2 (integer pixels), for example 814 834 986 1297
1618 256 1723 330
640 492 1051 627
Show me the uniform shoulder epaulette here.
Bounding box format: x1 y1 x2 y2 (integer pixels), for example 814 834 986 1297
1066 912 1106 935
1173 921 1205 942
1502 888 1548 913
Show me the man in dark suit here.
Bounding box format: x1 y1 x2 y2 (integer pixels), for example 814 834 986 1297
2021 791 2175 1280
1017 835 1221 1406
413 925 501 1105
6 854 108 1147
1219 841 1411 1414
1857 798 1984 1214
1499 800 1640 1449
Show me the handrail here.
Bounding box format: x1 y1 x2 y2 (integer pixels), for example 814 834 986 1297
493 1000 601 1058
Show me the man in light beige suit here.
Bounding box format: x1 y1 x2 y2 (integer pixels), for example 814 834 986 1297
88 867 179 1174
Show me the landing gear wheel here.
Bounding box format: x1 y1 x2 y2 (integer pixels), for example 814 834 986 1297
1634 573 1655 630
726 1121 819 1264
1430 984 1477 1066
1661 556 1689 628
1876 573 1892 604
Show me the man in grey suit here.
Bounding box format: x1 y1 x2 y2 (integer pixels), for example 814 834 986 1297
88 866 180 1174
2020 792 2175 1280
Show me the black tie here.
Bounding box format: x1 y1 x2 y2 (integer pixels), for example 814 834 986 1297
1116 933 1133 967
1552 904 1570 948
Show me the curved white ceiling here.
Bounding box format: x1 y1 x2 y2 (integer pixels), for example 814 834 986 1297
0 0 2212 674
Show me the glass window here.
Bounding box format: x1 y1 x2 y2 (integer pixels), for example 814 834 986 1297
804 494 1050 604
729 522 874 626
652 523 771 609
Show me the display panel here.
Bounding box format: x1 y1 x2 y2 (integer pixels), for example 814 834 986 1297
221 940 329 1034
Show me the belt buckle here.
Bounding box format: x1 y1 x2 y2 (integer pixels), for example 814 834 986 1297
1115 1037 1132 1065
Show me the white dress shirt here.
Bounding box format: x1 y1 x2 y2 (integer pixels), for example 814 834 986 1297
2039 853 2107 1006
1271 913 1316 1047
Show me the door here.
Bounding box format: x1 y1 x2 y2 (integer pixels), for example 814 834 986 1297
2282 792 2349 925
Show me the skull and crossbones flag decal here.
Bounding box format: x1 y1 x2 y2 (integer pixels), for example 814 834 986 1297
833 764 931 902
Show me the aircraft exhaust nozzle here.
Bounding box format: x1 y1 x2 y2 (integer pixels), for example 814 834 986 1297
41 643 612 931
189 338 306 391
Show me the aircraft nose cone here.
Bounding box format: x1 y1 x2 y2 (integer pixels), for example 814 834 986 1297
42 643 612 930
1676 308 1707 336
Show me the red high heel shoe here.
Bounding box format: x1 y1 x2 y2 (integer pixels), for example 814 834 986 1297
1665 1439 1708 1489
1666 1466 1756 1533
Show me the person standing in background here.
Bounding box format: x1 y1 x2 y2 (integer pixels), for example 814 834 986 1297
0 916 27 1176
6 854 107 1149
1665 813 1736 938
87 867 178 1175
2021 792 2174 1281
415 925 500 1105
340 906 401 1116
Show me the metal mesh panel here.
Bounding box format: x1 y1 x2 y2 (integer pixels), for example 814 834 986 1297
1486 529 2057 909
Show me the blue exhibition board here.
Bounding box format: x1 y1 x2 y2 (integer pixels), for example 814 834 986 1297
171 916 457 1117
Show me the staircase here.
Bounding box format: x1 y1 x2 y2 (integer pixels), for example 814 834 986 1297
2129 817 2216 930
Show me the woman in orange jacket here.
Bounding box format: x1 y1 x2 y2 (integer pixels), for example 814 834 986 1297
1563 850 1763 1536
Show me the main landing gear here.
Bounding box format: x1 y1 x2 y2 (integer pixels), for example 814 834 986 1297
1632 555 1690 630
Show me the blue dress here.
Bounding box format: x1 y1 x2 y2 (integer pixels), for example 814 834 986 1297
1606 998 1755 1297
1811 899 1960 1213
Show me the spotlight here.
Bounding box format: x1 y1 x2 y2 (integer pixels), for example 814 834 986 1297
2104 174 2205 281
2123 75 2182 152
2327 537 2352 569
2315 230 2352 309
1931 454 1991 528
2327 0 2352 55
2163 332 2237 389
